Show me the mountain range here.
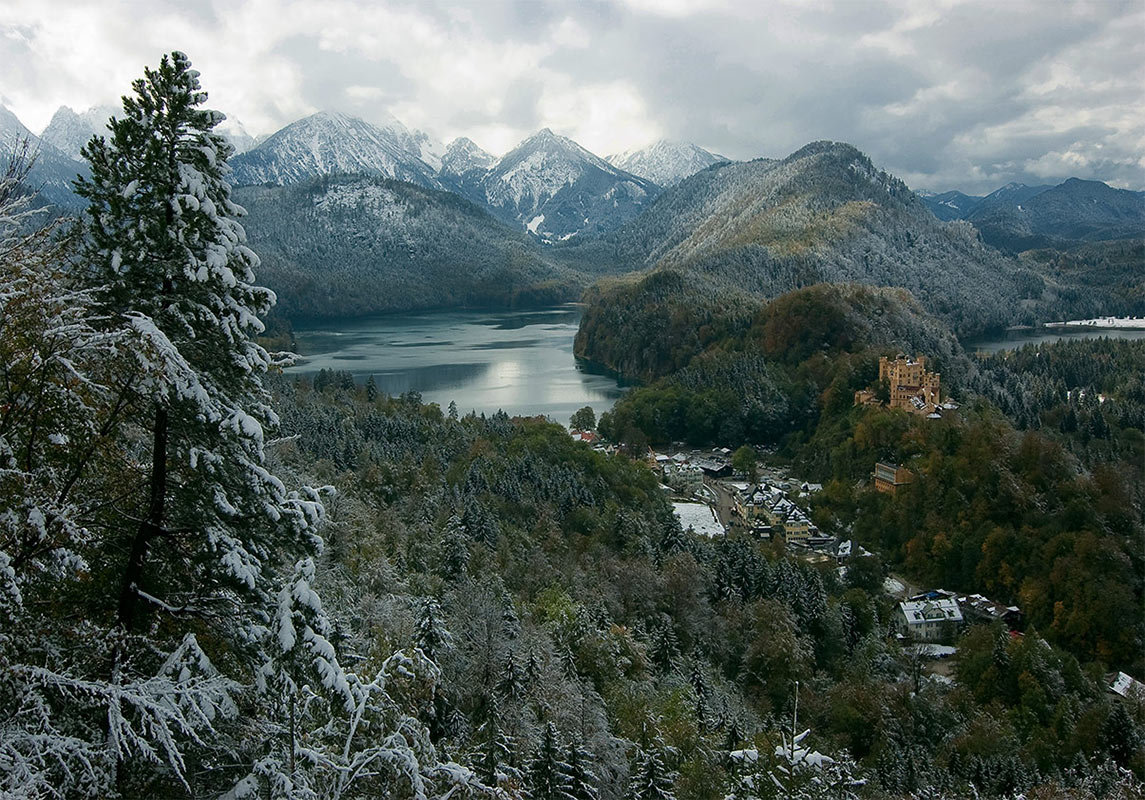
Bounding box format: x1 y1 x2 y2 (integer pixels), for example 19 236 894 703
920 179 1145 252
3 101 1141 328
232 174 584 318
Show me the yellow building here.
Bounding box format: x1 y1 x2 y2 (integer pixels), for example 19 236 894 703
873 462 914 494
879 354 941 412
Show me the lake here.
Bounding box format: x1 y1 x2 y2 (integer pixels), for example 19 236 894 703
287 305 627 423
965 326 1145 355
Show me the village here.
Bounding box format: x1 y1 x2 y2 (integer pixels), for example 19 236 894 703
567 353 1142 700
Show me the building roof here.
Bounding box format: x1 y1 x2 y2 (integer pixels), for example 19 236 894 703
900 597 963 625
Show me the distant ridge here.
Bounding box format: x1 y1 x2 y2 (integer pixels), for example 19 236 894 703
229 111 442 189
607 139 726 187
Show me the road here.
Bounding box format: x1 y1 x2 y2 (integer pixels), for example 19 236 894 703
705 478 740 531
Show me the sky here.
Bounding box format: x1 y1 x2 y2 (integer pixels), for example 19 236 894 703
1 0 1142 193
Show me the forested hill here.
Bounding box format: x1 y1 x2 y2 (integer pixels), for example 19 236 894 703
595 141 1038 337
235 174 584 318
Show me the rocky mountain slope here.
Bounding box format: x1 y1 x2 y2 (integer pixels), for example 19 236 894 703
918 189 984 221
229 111 441 189
474 128 660 240
234 174 580 318
39 105 117 159
438 136 496 178
0 105 88 209
607 139 726 187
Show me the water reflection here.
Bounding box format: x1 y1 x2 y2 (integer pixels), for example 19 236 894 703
288 305 627 421
965 327 1145 355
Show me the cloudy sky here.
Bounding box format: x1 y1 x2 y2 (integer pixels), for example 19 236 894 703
2 0 1142 192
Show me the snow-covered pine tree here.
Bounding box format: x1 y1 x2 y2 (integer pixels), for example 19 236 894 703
414 596 453 664
628 745 676 800
563 739 600 800
527 722 574 800
75 51 325 636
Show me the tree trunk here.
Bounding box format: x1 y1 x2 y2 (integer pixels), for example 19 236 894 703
117 403 169 632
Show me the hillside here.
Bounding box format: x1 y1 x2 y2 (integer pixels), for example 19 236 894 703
234 174 581 318
599 141 1036 337
967 178 1145 252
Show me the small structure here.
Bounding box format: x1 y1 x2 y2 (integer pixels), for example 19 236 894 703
1109 671 1145 701
896 596 963 642
664 463 704 493
955 593 1023 629
873 462 914 494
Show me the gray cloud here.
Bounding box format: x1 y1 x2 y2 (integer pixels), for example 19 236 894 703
1 0 1141 192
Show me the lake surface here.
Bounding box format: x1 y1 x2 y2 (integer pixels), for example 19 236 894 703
965 326 1145 355
288 305 627 422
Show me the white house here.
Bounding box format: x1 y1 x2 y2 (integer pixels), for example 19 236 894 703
896 597 963 642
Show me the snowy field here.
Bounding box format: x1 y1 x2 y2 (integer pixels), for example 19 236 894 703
672 502 725 538
1045 317 1145 329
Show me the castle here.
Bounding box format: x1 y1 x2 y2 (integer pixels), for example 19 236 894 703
855 354 950 417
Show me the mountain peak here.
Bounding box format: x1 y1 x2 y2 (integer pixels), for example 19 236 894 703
229 111 440 189
607 139 725 187
440 136 495 176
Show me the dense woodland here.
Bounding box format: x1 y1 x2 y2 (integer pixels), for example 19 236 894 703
1 52 1143 800
235 175 582 319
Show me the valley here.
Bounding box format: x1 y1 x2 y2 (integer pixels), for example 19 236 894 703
1 48 1143 800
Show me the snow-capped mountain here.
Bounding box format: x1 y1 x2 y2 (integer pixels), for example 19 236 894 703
372 109 442 172
439 137 496 177
607 140 726 187
216 116 258 155
40 105 117 159
0 105 88 208
479 128 660 239
228 111 441 189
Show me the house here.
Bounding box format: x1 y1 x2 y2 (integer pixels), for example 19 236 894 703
664 463 704 493
873 462 914 494
955 593 1023 629
896 596 963 642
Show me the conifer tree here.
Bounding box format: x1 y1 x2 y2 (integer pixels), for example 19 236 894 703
415 596 453 663
563 739 600 800
528 722 574 800
74 51 325 633
628 745 676 800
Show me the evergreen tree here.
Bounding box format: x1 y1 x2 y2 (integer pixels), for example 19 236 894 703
74 51 325 635
628 745 676 800
415 596 453 663
564 739 600 800
528 722 574 800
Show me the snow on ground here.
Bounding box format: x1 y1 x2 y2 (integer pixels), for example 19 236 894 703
883 577 906 596
914 644 957 658
1046 317 1145 329
673 502 725 538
